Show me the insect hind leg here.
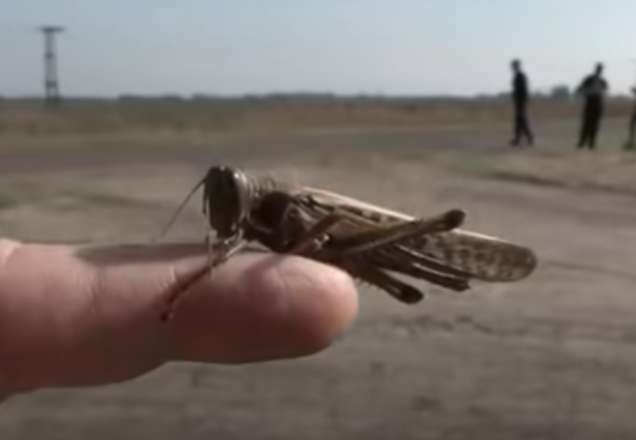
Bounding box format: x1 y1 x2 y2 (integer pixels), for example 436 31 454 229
345 262 424 304
326 209 465 258
367 251 470 292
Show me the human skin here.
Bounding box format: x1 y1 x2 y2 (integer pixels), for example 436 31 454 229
0 239 358 397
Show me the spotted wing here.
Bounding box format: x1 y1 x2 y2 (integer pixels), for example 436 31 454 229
293 186 537 283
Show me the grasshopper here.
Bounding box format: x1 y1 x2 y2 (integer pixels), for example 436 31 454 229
160 165 536 319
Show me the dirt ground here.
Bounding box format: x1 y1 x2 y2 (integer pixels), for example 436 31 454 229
2 118 636 439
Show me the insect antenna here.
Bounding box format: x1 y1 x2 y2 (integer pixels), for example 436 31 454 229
153 175 207 242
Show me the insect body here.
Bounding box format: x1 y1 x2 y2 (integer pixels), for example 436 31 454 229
161 165 536 317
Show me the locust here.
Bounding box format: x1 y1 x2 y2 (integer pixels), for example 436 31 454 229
160 165 536 320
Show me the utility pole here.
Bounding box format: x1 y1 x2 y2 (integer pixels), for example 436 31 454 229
38 25 65 106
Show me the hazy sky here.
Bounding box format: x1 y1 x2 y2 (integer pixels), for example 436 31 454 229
2 1 636 97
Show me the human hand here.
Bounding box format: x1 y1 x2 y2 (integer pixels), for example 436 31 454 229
0 239 358 397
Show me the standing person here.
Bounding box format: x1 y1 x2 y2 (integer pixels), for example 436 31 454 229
576 63 609 149
624 86 636 151
510 59 534 147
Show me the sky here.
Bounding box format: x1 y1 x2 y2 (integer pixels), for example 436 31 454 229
2 0 636 97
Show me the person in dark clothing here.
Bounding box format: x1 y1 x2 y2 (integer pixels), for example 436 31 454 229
510 59 534 146
576 63 609 149
624 87 636 151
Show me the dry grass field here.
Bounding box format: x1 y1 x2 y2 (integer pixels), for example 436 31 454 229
1 98 636 439
0 95 632 136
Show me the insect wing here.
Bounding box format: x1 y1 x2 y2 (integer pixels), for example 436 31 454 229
293 186 537 282
396 231 536 282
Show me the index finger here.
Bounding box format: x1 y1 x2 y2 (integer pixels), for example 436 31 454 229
0 240 358 391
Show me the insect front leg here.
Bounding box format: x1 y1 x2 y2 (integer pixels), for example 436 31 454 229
161 261 212 322
161 232 247 322
206 233 249 266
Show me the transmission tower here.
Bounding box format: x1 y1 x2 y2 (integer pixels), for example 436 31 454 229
38 25 65 105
